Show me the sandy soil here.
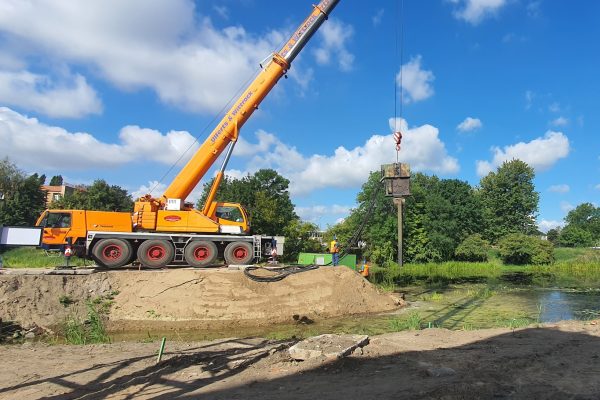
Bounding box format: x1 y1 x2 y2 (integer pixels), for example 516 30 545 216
1 320 599 399
0 267 403 331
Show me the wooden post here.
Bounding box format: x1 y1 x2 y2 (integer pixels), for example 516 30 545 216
394 198 403 267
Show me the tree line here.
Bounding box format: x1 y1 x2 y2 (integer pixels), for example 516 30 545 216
1 157 597 264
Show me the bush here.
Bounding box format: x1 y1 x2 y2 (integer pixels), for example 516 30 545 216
498 233 554 265
455 234 490 262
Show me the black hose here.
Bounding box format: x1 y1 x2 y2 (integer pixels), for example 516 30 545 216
243 264 320 282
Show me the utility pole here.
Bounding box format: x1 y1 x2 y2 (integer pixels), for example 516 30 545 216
394 198 404 266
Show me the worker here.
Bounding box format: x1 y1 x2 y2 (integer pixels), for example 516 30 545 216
358 258 369 278
330 235 340 266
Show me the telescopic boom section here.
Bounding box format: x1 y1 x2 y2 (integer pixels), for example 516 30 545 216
161 0 340 204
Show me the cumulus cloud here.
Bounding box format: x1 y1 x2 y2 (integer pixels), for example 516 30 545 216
476 131 570 176
313 19 354 72
457 117 482 132
450 0 508 25
295 204 353 225
538 219 562 233
0 107 198 170
397 56 435 103
551 116 569 127
0 70 102 118
235 118 458 195
560 201 574 213
0 0 350 114
1 107 458 198
548 184 570 193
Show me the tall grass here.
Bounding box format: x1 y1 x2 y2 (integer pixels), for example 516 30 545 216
370 261 503 286
0 247 88 268
63 300 111 345
370 248 600 290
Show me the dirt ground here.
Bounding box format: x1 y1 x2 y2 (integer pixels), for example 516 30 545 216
1 320 599 399
0 267 402 332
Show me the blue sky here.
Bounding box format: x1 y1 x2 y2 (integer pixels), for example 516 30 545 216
0 0 598 232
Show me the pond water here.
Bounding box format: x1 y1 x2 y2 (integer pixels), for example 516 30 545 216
109 284 600 343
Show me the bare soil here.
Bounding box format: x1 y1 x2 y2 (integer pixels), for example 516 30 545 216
1 321 599 399
0 267 403 332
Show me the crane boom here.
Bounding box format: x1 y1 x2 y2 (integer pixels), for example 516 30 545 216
162 0 340 203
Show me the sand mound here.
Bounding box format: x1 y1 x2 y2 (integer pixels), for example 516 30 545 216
0 267 403 330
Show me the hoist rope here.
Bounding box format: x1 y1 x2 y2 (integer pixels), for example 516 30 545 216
394 0 405 163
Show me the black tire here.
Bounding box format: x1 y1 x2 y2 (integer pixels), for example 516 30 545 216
137 239 174 269
184 240 218 267
224 241 253 265
92 238 133 268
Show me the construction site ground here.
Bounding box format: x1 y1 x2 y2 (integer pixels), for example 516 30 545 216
0 321 598 399
1 267 599 398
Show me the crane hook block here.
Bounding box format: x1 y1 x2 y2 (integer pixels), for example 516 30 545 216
394 131 403 151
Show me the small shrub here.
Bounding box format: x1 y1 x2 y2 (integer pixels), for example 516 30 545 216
455 234 490 262
59 295 75 307
498 233 554 265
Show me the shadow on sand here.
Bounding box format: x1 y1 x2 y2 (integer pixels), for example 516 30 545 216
1 326 599 399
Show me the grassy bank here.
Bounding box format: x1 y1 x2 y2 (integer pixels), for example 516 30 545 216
370 248 600 289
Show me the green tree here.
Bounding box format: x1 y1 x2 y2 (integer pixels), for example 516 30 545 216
51 180 133 211
563 203 600 245
198 169 296 235
498 233 554 265
558 225 594 247
0 158 46 226
49 175 63 186
283 220 324 262
479 160 539 243
546 228 560 245
455 234 490 262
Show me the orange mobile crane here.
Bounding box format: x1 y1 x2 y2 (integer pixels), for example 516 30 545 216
36 0 341 269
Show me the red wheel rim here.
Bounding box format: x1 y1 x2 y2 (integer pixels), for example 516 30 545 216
232 246 248 261
102 244 122 260
146 245 166 261
193 246 210 261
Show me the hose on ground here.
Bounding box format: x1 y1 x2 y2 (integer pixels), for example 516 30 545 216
243 264 320 282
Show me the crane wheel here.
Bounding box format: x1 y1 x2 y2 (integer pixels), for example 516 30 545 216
224 241 253 265
184 240 218 267
137 239 174 269
92 238 133 268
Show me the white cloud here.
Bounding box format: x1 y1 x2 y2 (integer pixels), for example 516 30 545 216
0 107 198 170
213 5 229 20
548 184 570 193
131 181 167 200
548 102 561 113
595 183 600 191
237 118 458 195
457 117 482 132
0 107 458 198
451 0 508 25
525 90 534 110
295 204 353 225
551 116 569 127
397 56 435 103
560 201 574 213
476 131 570 176
0 0 346 114
0 70 102 118
372 9 385 26
538 219 562 233
313 19 354 72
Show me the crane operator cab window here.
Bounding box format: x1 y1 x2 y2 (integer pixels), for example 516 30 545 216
216 206 244 223
38 212 72 228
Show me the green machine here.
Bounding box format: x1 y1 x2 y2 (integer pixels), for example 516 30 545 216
297 252 357 270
